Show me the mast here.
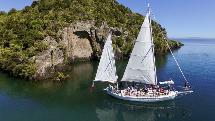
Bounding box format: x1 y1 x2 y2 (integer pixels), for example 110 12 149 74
148 3 158 85
121 4 157 85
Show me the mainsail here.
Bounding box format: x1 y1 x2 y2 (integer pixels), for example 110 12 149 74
121 11 157 85
94 33 118 83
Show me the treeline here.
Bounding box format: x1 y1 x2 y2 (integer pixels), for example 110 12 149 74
0 0 182 79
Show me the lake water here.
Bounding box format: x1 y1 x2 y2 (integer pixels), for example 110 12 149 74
0 39 215 121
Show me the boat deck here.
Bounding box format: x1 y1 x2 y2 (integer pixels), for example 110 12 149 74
105 87 178 102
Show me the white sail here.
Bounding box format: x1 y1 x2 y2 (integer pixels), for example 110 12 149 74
121 12 157 85
94 33 118 83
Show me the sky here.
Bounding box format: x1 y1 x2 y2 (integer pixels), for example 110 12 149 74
0 0 214 38
0 0 33 12
117 0 215 39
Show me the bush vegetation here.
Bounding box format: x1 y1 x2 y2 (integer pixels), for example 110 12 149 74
0 0 182 79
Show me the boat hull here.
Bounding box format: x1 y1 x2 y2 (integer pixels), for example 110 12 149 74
105 87 178 102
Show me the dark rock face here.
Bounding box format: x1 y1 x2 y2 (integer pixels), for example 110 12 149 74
33 21 122 80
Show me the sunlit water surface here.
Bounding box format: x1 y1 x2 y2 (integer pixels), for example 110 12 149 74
0 39 215 121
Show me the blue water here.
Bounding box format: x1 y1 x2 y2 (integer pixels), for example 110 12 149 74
0 39 215 121
157 39 215 121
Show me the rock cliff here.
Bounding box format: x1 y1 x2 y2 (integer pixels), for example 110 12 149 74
33 21 122 80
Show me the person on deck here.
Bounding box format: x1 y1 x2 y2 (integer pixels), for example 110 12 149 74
184 81 191 90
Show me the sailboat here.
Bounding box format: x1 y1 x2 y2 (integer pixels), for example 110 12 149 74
93 4 193 102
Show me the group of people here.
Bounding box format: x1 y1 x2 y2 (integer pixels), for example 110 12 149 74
122 86 170 97
108 80 192 97
109 84 172 97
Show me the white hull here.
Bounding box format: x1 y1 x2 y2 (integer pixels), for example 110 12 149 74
105 87 178 102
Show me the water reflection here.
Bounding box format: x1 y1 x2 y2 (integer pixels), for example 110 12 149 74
0 57 193 121
0 58 171 107
156 54 168 69
65 61 97 92
95 100 180 121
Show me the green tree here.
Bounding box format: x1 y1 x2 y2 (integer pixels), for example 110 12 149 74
8 8 17 15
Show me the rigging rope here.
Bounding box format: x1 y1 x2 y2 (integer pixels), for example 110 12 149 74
164 39 188 83
141 45 153 63
148 2 189 84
